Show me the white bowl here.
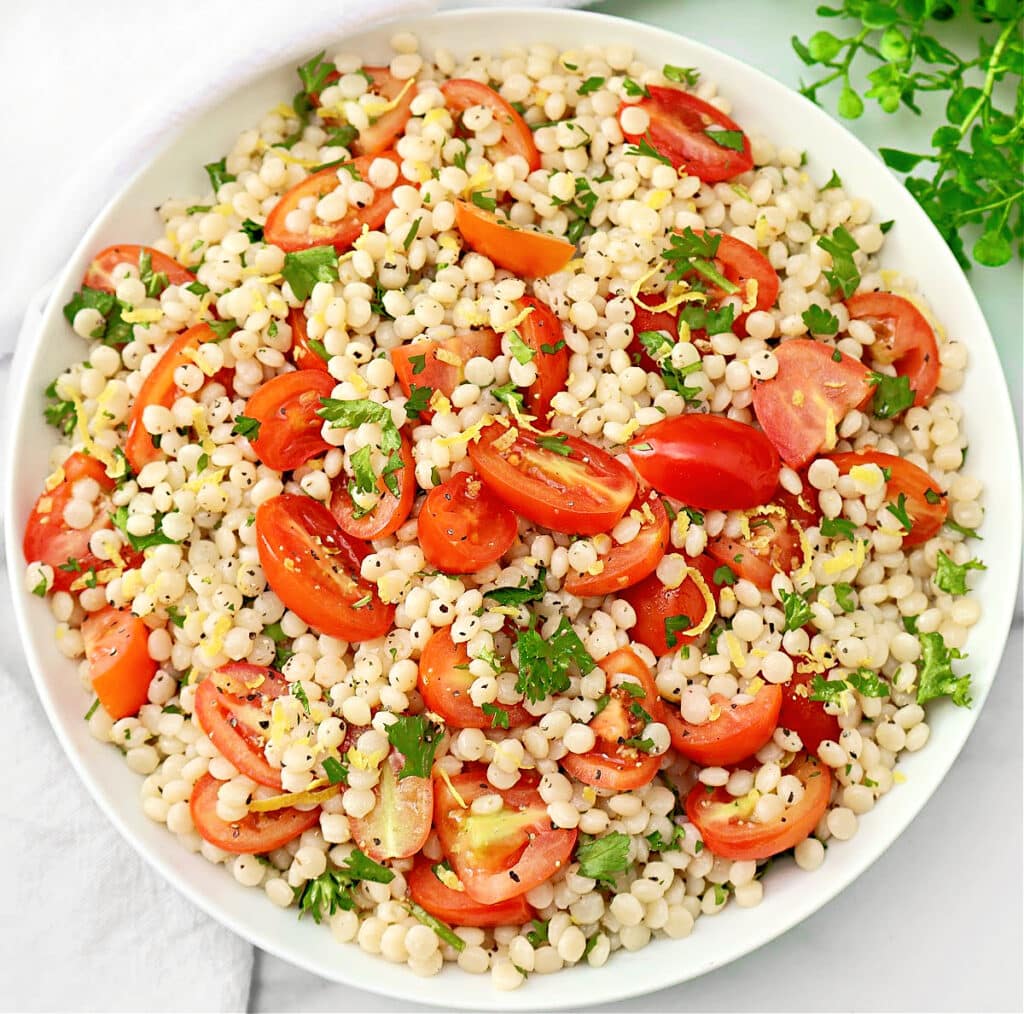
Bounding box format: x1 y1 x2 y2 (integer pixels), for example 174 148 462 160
5 7 1021 1009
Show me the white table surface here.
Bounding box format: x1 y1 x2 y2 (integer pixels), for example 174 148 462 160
2 2 1021 1011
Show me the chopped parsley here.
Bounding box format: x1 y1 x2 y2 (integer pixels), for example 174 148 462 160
204 158 236 191
645 825 685 852
576 832 631 885
578 76 605 94
318 397 405 497
945 518 982 540
294 850 394 923
934 550 986 596
483 567 547 607
816 226 861 298
403 217 422 250
322 756 348 785
820 516 857 541
110 507 178 552
515 616 595 703
622 78 650 98
704 128 745 152
84 698 101 721
290 682 311 715
44 380 77 436
536 434 572 456
886 492 913 532
481 703 510 729
470 190 497 213
779 588 813 631
240 219 264 242
404 384 433 420
138 251 169 297
62 286 133 346
916 631 971 707
663 64 699 86
231 415 261 440
869 371 915 419
801 304 840 335
833 582 856 612
624 132 673 167
386 715 444 779
407 903 465 952
663 227 739 293
847 669 889 698
664 614 692 649
822 169 843 190
679 300 736 336
507 329 535 365
637 330 702 403
526 919 550 947
282 246 339 301
712 564 737 586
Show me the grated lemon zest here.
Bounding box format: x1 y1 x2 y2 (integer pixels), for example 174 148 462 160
582 786 597 805
191 407 216 454
424 107 449 126
741 278 759 313
182 345 217 378
645 189 671 210
746 677 765 696
463 163 494 198
184 468 226 494
438 766 468 808
70 566 121 591
249 784 340 812
346 371 370 396
823 538 867 575
671 567 717 638
793 521 814 581
347 747 387 772
642 283 706 315
494 305 535 333
436 414 494 447
429 390 452 414
201 614 232 658
629 261 664 300
121 307 164 325
436 866 465 892
435 348 462 367
725 631 747 670
361 76 416 119
44 467 65 492
893 771 907 784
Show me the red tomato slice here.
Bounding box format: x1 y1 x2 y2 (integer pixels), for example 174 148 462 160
686 753 831 860
846 292 940 407
621 87 753 183
244 370 335 472
665 684 782 766
752 339 874 469
391 329 502 414
190 773 321 854
194 664 288 788
516 295 569 422
827 448 947 547
407 857 534 928
454 200 575 278
418 627 531 730
264 151 402 253
125 322 217 473
352 68 415 157
441 78 541 171
434 765 577 904
469 422 637 536
287 307 330 373
778 672 841 753
709 234 780 324
82 607 157 720
255 494 394 641
350 749 433 861
629 296 678 371
564 488 669 597
329 431 416 542
82 244 195 293
628 414 780 510
561 648 664 791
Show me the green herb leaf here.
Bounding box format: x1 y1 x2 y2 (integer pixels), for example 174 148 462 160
663 64 699 86
664 227 739 293
484 567 547 607
294 850 394 923
404 384 433 420
536 434 571 456
624 132 673 167
704 128 745 152
481 702 510 729
403 217 422 250
526 919 550 947
869 371 915 419
578 76 605 94
231 415 261 440
847 669 889 698
323 756 348 784
138 251 169 297
296 50 335 97
515 616 595 703
576 832 631 885
712 565 737 586
622 78 649 98
110 507 177 552
507 329 535 365
885 492 913 532
916 631 971 708
386 715 444 779
240 219 264 242
820 516 857 541
408 902 465 952
204 158 236 192
470 190 497 213
802 304 840 335
290 682 311 714
779 588 813 632
833 582 856 612
934 550 985 595
817 226 860 298
282 246 339 301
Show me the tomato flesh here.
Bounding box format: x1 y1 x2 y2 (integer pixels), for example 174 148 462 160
244 370 335 472
350 750 433 861
516 295 569 423
778 672 841 753
665 685 782 765
330 432 416 542
407 857 534 928
454 200 575 279
82 607 157 720
391 330 502 414
341 67 415 157
441 78 540 171
287 307 331 372
83 244 195 293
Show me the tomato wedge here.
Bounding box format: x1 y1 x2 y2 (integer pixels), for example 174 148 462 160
350 749 433 862
82 607 157 720
391 329 502 413
454 200 575 278
418 627 531 730
329 432 416 542
629 296 678 371
469 422 636 535
255 494 394 641
665 684 782 766
628 414 780 510
564 488 669 597
434 765 577 904
352 68 415 157
190 773 321 854
846 292 940 408
194 664 288 788
686 754 831 860
516 295 569 422
561 648 664 791
827 448 947 547
621 87 753 183
778 672 841 753
441 78 540 171
244 370 335 472
407 857 534 928
287 307 330 373
82 244 195 293
752 339 874 469
707 234 780 322
264 151 402 253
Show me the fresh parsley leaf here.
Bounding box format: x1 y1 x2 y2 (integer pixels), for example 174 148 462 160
294 850 394 923
712 565 737 586
663 614 692 650
886 492 913 532
62 286 133 345
240 219 264 242
779 588 813 632
526 919 550 947
403 217 421 250
622 78 650 98
816 226 860 298
916 631 971 708
84 698 101 721
386 715 444 779
491 381 525 413
833 582 856 612
322 756 348 785
110 507 177 552
903 615 919 634
204 158 236 191
166 606 186 629
404 384 433 420
296 50 335 97
484 567 547 607
470 190 497 213
138 251 169 297
348 445 376 495
704 128 745 152
645 825 685 852
290 682 311 714
576 832 631 885
822 169 843 190
44 384 77 436
31 575 48 597
802 304 840 335
637 329 703 402
578 76 605 94
679 300 736 336
231 415 261 440
820 516 857 540
481 702 510 729
206 319 236 341
847 669 889 698
945 518 982 540
536 434 571 456
323 124 359 149
624 132 673 167
869 371 915 418
282 246 339 301
663 64 699 86
407 903 465 952
408 353 427 375
664 227 739 293
507 329 535 365
808 674 849 705
934 550 986 595
515 616 595 703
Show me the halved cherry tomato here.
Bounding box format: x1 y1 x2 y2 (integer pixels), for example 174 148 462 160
846 292 940 408
391 329 502 412
350 749 433 862
752 339 874 469
264 151 402 253
287 307 330 373
255 494 394 641
343 68 415 157
620 87 753 183
125 322 217 473
82 607 157 720
329 432 416 541
244 370 335 472
194 664 288 788
418 627 531 730
628 414 780 510
564 488 669 597
665 684 782 766
706 234 780 325
190 773 320 854
470 422 636 535
561 648 664 791
434 765 577 904
407 857 534 928
515 295 569 422
629 296 678 371
441 78 540 171
778 672 840 753
622 554 720 657
827 448 947 547
418 471 518 573
82 244 195 293
454 200 575 279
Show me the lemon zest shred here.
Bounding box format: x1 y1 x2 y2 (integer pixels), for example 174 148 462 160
823 539 867 575
347 747 387 772
494 305 535 333
438 766 468 808
725 631 747 671
249 784 340 812
436 414 494 448
121 307 164 325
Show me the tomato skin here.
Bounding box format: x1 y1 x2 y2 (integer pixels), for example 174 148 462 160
418 471 518 574
711 234 780 324
778 673 841 753
846 292 940 408
454 200 575 278
194 664 288 788
621 87 753 183
564 488 669 597
83 244 195 293
350 750 433 861
244 370 335 472
190 773 321 854
255 494 394 641
629 297 678 371
827 448 947 547
347 68 415 157
264 151 402 253
330 432 416 542
470 423 637 536
441 78 540 171
629 415 780 510
665 685 782 766
752 339 874 469
561 648 664 791
287 308 330 373
407 858 534 928
82 608 157 720
516 296 569 423
391 330 502 413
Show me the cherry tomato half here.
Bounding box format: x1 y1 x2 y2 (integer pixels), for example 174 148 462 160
82 608 157 720
287 307 331 373
350 749 433 862
629 296 678 371
391 329 502 413
83 244 195 293
244 370 335 472
516 295 569 423
778 672 841 754
406 857 535 928
441 78 540 171
665 684 782 766
343 67 415 157
454 200 575 278
709 234 780 324
329 432 416 542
